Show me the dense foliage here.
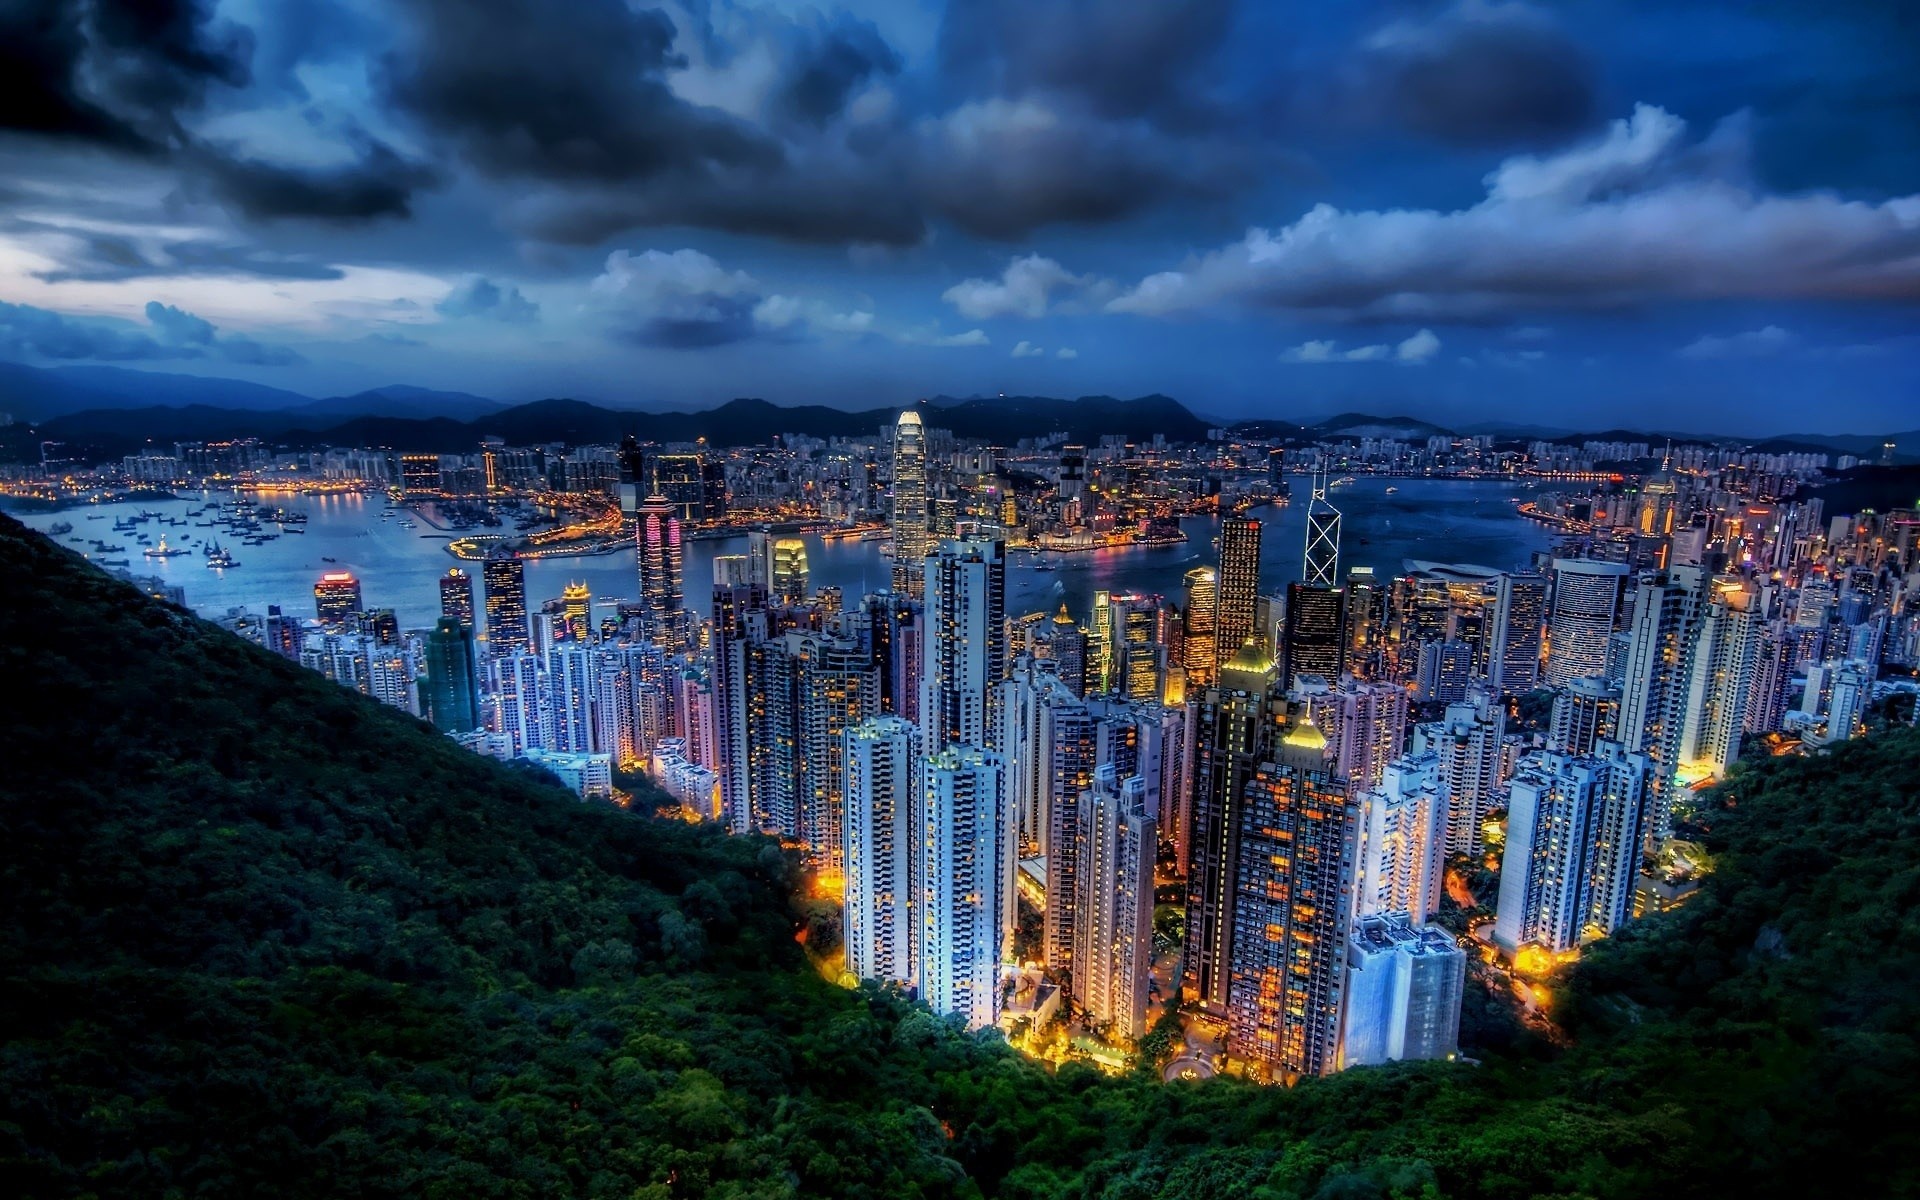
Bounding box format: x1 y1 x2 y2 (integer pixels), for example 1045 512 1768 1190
2 512 1916 1199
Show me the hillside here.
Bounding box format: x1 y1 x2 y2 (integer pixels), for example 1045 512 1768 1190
2 513 1918 1198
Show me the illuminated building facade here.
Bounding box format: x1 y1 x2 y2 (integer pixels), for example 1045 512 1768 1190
1215 516 1262 669
423 616 479 734
891 410 929 599
439 567 475 629
481 549 531 656
843 715 917 987
1071 766 1156 1038
313 570 362 628
1225 717 1357 1079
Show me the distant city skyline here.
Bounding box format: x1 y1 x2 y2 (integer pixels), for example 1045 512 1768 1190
1 3 1916 430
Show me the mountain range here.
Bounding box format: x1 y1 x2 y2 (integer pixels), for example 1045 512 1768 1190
1 360 1913 463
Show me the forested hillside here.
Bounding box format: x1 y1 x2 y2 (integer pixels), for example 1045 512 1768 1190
1 511 1915 1199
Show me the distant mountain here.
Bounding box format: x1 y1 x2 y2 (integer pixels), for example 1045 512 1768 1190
7 390 1217 461
288 385 507 424
0 362 313 421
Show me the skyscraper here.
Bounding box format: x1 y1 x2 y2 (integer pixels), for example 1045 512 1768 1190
1184 637 1281 1016
482 548 531 656
919 744 1008 1031
561 580 592 643
1353 752 1446 920
1072 766 1156 1038
1488 573 1547 695
843 715 917 987
313 570 362 628
1226 715 1358 1080
439 568 475 629
920 538 1007 755
1215 516 1262 668
771 537 810 604
1282 583 1346 691
1544 559 1630 688
1493 744 1651 955
636 493 684 645
1182 566 1219 688
1050 604 1087 697
1548 676 1620 756
1289 674 1410 793
1304 475 1342 588
423 616 479 734
891 409 929 600
1413 684 1506 856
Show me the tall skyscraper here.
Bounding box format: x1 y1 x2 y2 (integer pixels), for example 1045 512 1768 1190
710 571 766 834
1544 559 1630 688
314 570 362 627
891 409 929 600
1226 715 1358 1079
423 616 479 734
1488 573 1547 695
561 580 592 643
1282 583 1346 691
439 567 475 629
636 493 684 645
1493 744 1651 956
919 744 1008 1031
920 538 1007 756
1071 766 1156 1038
1184 637 1281 1016
1304 475 1342 588
843 715 917 987
1215 516 1262 668
1182 566 1219 688
771 537 810 604
482 548 531 656
1050 604 1087 697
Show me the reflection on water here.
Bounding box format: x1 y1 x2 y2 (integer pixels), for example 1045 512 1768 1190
17 476 1557 629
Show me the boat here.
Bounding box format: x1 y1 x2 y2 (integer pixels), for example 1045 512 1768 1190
1384 486 1399 495
206 546 239 570
321 556 339 563
284 527 306 534
48 521 74 535
143 535 189 558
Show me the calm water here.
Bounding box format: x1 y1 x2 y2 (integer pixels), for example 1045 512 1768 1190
16 477 1556 629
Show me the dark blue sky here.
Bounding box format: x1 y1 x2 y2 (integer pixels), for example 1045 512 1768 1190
1 0 1916 432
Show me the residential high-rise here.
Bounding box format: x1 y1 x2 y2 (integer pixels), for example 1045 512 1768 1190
1225 715 1358 1080
1493 744 1651 956
1071 766 1156 1039
843 716 917 987
771 537 810 604
1548 676 1620 756
439 567 475 629
1413 684 1506 856
1183 638 1281 1016
920 538 1007 755
1355 752 1447 921
314 570 362 627
891 409 929 599
919 744 1009 1031
422 616 479 734
1182 566 1219 688
1341 913 1464 1067
710 572 766 833
636 493 684 646
1282 583 1345 691
1488 573 1547 695
1544 559 1630 688
482 548 531 656
1215 516 1263 669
